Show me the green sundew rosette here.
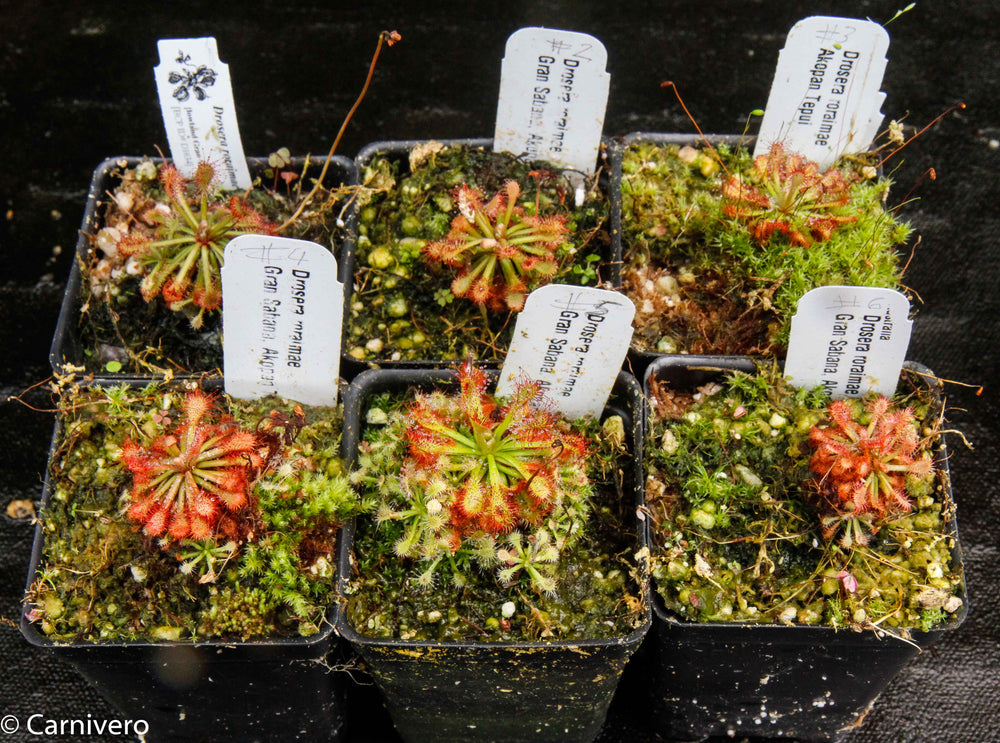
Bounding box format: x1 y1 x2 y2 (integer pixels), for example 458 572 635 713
644 362 963 631
344 370 645 642
59 156 352 376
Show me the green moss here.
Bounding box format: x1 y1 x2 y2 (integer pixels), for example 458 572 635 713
347 144 611 362
645 364 963 633
26 383 362 642
620 141 910 355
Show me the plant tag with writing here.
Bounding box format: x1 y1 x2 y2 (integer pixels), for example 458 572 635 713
494 27 609 204
754 16 889 168
784 286 911 398
498 285 634 419
222 235 342 406
154 37 251 190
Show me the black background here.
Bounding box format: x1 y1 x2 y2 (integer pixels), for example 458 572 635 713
1 1 997 741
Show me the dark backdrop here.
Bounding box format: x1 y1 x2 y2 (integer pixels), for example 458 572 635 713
1 2 997 741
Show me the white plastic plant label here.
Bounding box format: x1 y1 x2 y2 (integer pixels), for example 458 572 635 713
494 27 609 179
498 285 634 419
154 37 252 190
222 235 343 406
784 286 912 398
754 16 889 168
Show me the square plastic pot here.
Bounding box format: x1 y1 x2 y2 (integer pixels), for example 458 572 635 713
50 155 355 380
20 379 348 743
336 367 650 743
342 138 615 369
638 355 968 742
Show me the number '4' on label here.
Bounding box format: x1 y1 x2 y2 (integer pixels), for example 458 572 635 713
222 236 342 406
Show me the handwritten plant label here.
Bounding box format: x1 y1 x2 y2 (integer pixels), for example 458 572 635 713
498 285 634 419
222 236 342 406
754 16 889 168
154 37 251 190
784 286 911 398
494 27 609 185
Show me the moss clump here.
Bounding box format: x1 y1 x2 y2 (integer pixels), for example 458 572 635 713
26 383 363 642
76 158 351 374
345 375 645 642
620 141 910 355
346 143 611 362
644 364 964 633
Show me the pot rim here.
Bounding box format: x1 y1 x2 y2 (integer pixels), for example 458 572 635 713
20 377 348 650
641 354 969 639
335 366 652 650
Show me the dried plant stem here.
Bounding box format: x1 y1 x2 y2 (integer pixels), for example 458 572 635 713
280 30 400 231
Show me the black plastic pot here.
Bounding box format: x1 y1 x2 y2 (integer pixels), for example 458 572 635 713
50 155 355 379
336 367 650 743
20 380 349 743
639 355 968 742
18 623 345 743
342 138 615 370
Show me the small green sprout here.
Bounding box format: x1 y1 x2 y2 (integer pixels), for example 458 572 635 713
178 539 237 583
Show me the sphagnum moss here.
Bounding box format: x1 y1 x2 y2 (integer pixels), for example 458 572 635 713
620 140 910 355
645 365 963 633
25 383 363 642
